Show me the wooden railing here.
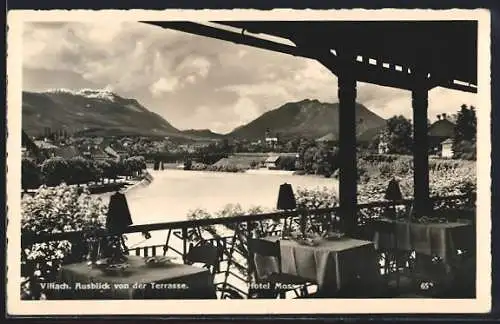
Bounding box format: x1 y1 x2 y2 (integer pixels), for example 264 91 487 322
21 193 475 299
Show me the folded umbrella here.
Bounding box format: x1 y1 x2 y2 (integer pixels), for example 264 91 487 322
106 191 133 233
277 183 297 210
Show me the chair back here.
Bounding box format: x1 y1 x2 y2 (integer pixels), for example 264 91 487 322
185 243 221 275
247 238 280 258
371 219 397 234
370 219 398 251
247 238 281 282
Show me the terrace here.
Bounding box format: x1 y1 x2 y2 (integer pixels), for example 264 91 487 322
21 20 478 300
22 191 475 299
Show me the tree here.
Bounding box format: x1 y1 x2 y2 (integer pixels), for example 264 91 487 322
284 138 301 153
122 156 147 177
67 157 100 185
41 157 70 186
453 104 477 160
184 159 193 171
314 144 331 176
303 146 319 174
22 158 42 191
103 159 119 182
95 160 111 183
385 115 413 154
454 104 477 142
297 138 315 171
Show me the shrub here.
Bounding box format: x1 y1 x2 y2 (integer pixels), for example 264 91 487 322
191 162 208 171
183 159 193 171
453 140 476 160
67 156 100 185
102 159 120 181
277 156 297 171
22 158 42 191
40 157 70 186
295 186 338 210
378 162 392 177
21 184 107 299
206 164 247 173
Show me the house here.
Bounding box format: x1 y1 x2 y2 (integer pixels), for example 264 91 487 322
428 115 455 152
440 138 454 158
264 129 279 149
107 142 129 159
34 140 60 157
55 146 81 159
378 141 389 154
93 137 105 145
87 146 110 161
264 155 280 169
265 137 278 148
104 146 121 161
316 133 337 145
22 130 45 161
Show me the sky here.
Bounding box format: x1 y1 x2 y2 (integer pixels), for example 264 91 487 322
22 21 478 134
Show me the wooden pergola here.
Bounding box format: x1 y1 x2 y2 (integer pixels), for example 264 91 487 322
144 21 478 236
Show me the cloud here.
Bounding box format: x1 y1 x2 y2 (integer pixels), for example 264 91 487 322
186 97 261 134
149 77 180 96
177 56 211 78
232 97 261 125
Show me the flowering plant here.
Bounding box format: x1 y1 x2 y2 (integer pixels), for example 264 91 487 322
21 184 108 299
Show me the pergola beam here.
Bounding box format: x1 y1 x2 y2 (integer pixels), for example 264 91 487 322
144 22 477 93
317 53 433 91
144 21 313 59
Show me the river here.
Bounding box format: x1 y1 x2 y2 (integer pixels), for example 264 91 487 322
101 169 339 248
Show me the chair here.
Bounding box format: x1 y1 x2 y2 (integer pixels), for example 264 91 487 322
185 242 221 275
184 242 245 299
247 238 313 299
370 219 409 292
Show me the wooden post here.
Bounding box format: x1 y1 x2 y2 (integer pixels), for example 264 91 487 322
182 228 188 263
411 66 430 218
337 51 358 236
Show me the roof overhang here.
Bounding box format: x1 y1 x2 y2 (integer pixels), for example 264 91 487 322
144 21 477 93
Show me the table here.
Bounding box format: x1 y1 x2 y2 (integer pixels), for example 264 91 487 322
55 256 216 300
257 237 381 296
373 219 474 262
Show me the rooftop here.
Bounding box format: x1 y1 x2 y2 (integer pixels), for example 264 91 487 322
146 20 477 93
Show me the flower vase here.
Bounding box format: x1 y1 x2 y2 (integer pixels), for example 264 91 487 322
87 238 100 266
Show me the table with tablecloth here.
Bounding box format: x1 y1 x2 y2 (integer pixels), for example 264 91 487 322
55 256 216 299
256 237 381 296
373 219 475 262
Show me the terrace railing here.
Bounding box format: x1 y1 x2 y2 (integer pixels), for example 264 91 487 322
21 193 475 299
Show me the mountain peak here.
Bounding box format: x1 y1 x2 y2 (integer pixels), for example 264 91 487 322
46 88 119 102
180 128 224 139
297 98 321 104
228 98 386 140
22 90 180 137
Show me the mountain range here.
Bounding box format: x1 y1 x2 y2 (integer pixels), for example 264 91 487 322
22 89 180 137
22 90 386 141
227 99 386 141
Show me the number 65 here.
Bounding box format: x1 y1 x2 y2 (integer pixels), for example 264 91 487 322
420 282 434 290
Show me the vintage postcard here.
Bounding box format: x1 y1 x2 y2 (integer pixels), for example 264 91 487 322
6 9 491 316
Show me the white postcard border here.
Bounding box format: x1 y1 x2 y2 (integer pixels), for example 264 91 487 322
6 8 492 315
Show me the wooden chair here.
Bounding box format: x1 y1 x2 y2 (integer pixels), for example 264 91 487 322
185 242 221 275
184 242 246 299
247 238 313 299
370 219 408 293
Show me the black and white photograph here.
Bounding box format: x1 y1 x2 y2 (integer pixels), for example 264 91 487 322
6 9 491 315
